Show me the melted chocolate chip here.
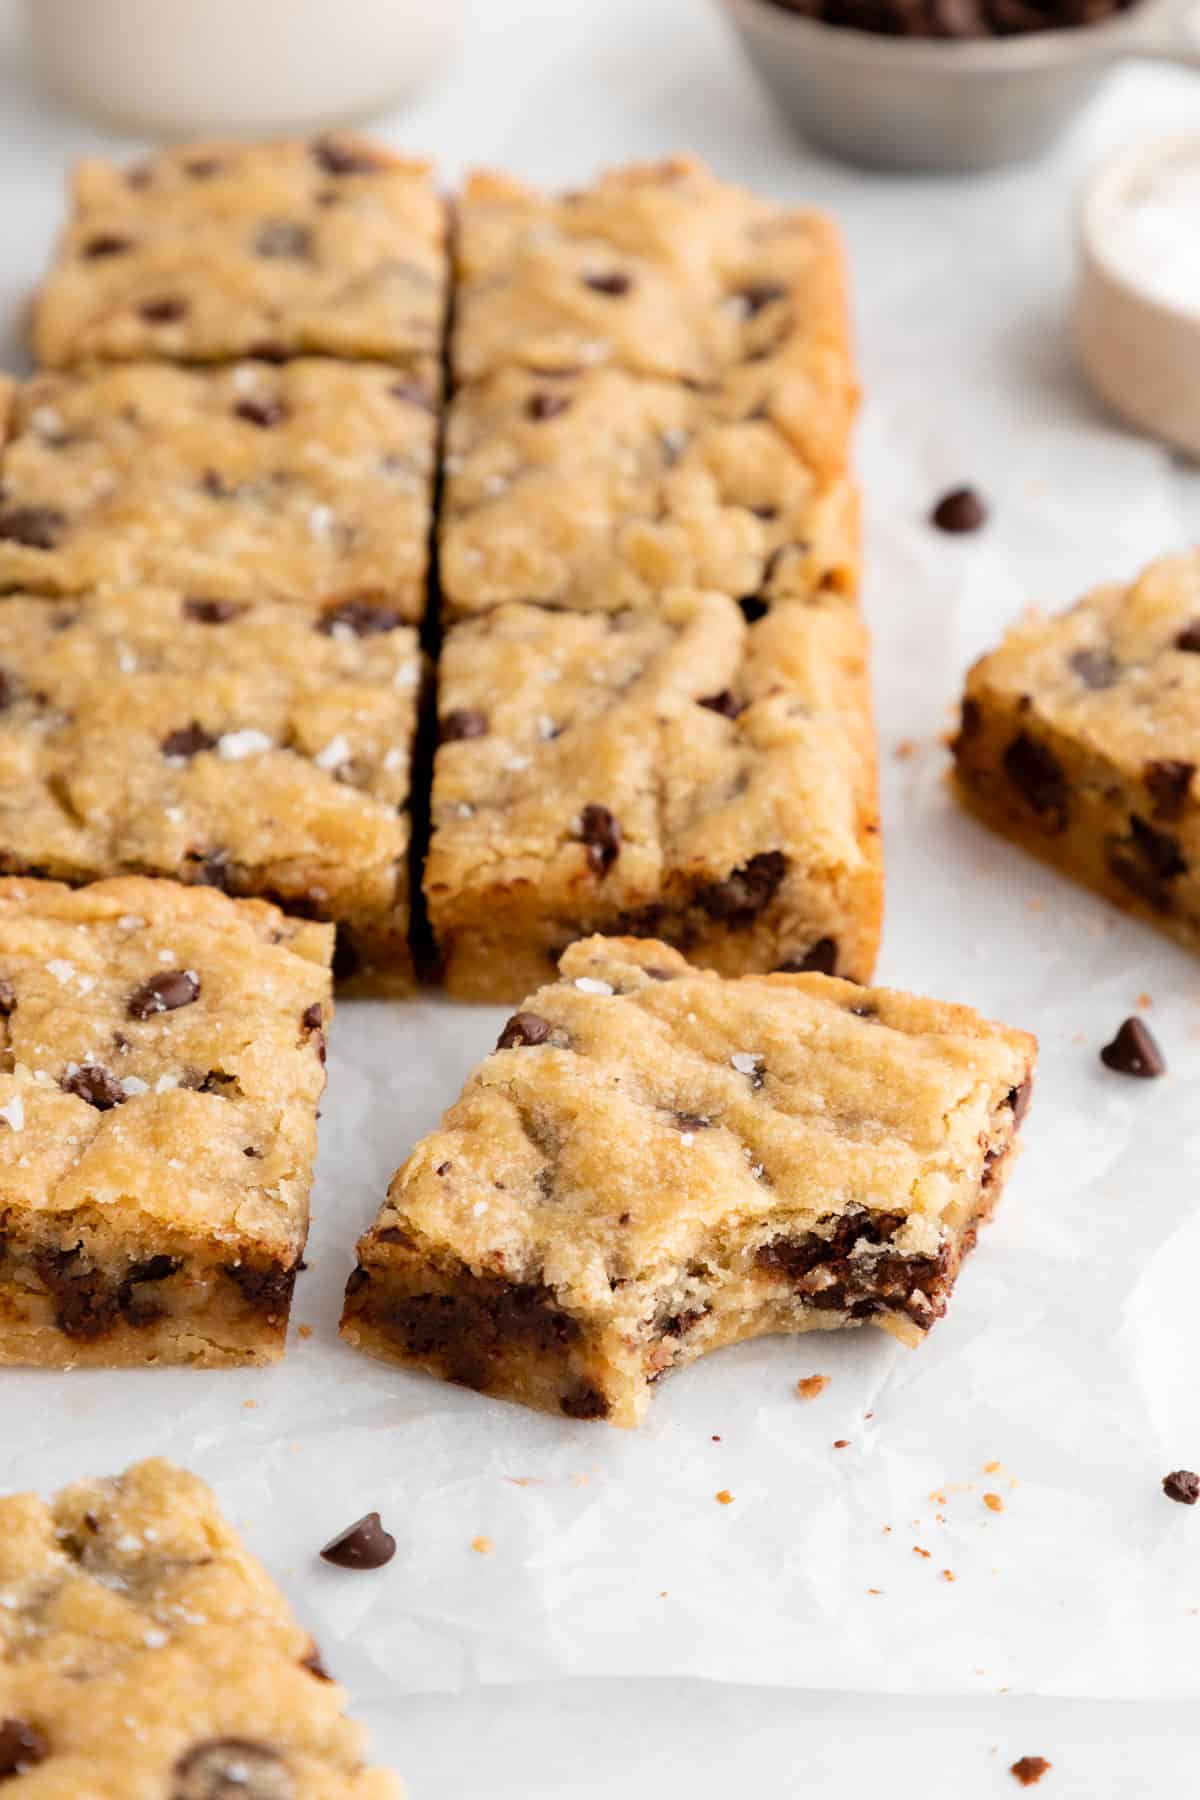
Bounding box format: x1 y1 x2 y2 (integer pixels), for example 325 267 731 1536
1002 732 1068 828
1069 646 1119 689
0 978 14 1015
582 271 631 296
698 689 745 719
736 281 787 316
579 803 621 876
253 219 312 259
119 1254 182 1327
331 927 361 983
1176 621 1200 653
560 1382 611 1420
738 595 769 624
776 937 838 975
233 398 287 429
311 136 384 175
183 596 246 624
302 1002 323 1031
440 708 488 743
1099 1016 1165 1078
34 1245 119 1339
1163 1469 1200 1505
931 486 987 533
389 376 434 410
0 1719 48 1777
1145 758 1195 822
60 1064 124 1110
183 155 224 178
317 600 403 637
139 297 188 324
1128 813 1186 882
674 1111 710 1130
162 722 218 760
300 1643 333 1682
223 1262 296 1319
527 390 572 422
319 1511 396 1569
0 506 65 549
172 1738 292 1800
1008 1077 1033 1124
82 233 132 258
496 1011 553 1050
695 851 787 926
957 696 982 742
128 969 200 1019
0 671 13 711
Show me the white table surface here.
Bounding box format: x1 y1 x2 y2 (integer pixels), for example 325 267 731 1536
3 0 1200 1792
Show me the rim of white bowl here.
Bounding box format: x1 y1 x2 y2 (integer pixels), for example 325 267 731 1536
1081 130 1200 326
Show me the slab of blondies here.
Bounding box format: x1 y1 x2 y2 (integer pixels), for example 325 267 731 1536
0 1458 400 1794
341 938 1035 1427
0 360 437 616
0 878 331 1367
424 588 881 1000
441 158 858 616
0 585 419 991
32 133 445 368
954 551 1200 954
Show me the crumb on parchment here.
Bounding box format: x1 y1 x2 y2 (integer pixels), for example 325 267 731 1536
1010 1755 1052 1786
984 1492 1005 1513
796 1374 829 1400
715 1489 734 1506
471 1535 493 1555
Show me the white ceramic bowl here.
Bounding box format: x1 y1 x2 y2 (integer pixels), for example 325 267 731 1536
1076 133 1200 456
719 0 1200 172
26 0 464 139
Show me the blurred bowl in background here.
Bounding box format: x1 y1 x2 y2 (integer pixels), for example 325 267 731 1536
26 0 464 139
718 0 1200 172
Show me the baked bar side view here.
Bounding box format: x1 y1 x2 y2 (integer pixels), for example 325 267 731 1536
0 1457 401 1796
0 585 421 992
0 877 332 1367
953 550 1200 955
424 589 882 1000
342 937 1036 1426
31 133 446 368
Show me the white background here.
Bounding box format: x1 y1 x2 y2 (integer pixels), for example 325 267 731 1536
2 0 1200 1791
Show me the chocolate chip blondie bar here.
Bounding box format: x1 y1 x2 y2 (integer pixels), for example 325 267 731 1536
0 360 437 616
341 937 1035 1426
33 133 445 369
0 877 331 1366
443 158 858 617
0 1457 400 1794
424 589 881 1000
0 585 419 990
953 551 1200 955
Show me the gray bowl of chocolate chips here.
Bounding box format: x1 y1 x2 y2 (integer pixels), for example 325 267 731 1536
718 0 1200 172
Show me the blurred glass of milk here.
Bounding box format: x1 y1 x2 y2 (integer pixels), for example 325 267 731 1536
26 0 464 137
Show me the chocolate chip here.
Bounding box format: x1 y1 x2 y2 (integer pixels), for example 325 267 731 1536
957 696 982 742
139 297 188 324
0 978 13 1015
1145 758 1195 821
1002 732 1067 827
172 1739 292 1799
776 937 837 975
736 282 787 316
1008 1077 1033 1124
560 1382 611 1420
300 1643 332 1682
302 1002 323 1031
183 596 245 624
698 689 744 719
331 927 361 982
496 1011 552 1050
162 722 218 760
319 1511 396 1569
527 391 572 421
34 1245 119 1338
82 233 132 258
389 376 434 410
0 671 13 711
0 506 65 549
738 595 769 624
119 1254 182 1327
582 271 631 296
440 708 488 743
1069 646 1119 689
1175 621 1200 653
253 220 312 259
183 155 224 178
695 850 787 926
61 1064 124 1110
1163 1469 1200 1505
0 1719 48 1777
931 487 987 533
1128 813 1186 882
311 136 384 175
128 969 200 1019
1100 1016 1164 1078
223 1262 296 1319
317 600 403 637
674 1111 710 1130
579 804 621 876
234 398 287 429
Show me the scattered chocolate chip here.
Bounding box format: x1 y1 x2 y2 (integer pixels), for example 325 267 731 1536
0 1719 48 1777
698 689 744 719
253 219 312 259
582 271 631 296
119 1254 182 1327
300 1643 333 1682
234 398 287 429
139 297 188 324
317 600 403 637
161 722 218 760
128 969 200 1020
0 978 14 1015
579 803 621 876
696 851 788 926
319 1511 395 1569
222 1262 295 1319
738 595 769 624
497 1011 553 1050
527 390 572 422
82 233 131 258
1163 1469 1200 1505
311 136 384 175
1099 1016 1164 1078
172 1738 292 1799
736 281 787 316
0 506 65 549
776 937 838 975
1002 732 1068 827
560 1382 611 1420
302 1002 323 1031
1145 758 1195 821
1069 646 1119 689
931 487 987 533
1009 1756 1052 1789
183 596 245 624
1175 620 1200 653
61 1063 125 1110
1128 813 1186 882
1008 1077 1033 1124
34 1245 118 1338
440 708 488 743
